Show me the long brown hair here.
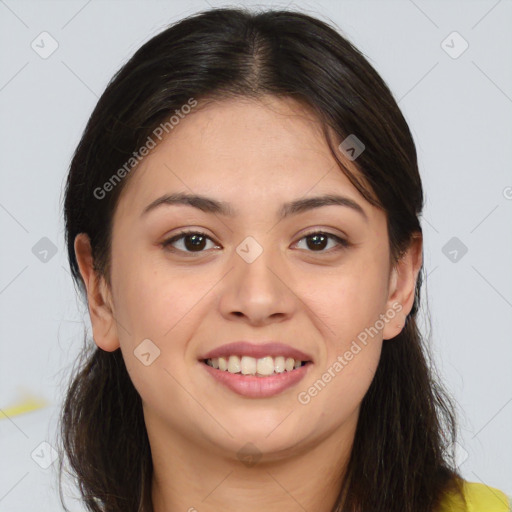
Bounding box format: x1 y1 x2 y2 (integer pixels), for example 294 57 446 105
58 7 466 511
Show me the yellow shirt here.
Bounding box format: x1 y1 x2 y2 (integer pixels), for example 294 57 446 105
440 480 511 511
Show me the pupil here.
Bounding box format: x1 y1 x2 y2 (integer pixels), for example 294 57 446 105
307 234 327 251
185 234 206 251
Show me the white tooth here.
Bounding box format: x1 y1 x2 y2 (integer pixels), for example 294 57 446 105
228 355 241 373
257 356 275 376
274 356 285 373
241 356 257 375
214 355 303 374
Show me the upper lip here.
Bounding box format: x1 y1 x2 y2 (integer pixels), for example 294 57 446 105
200 341 314 362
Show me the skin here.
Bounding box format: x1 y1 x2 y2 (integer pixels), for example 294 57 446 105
75 95 422 512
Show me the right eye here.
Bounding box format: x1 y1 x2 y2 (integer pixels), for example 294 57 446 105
161 230 220 255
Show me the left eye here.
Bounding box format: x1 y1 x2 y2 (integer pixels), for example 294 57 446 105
295 231 349 252
162 230 349 255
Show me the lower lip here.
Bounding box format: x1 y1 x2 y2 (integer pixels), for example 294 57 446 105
200 361 312 398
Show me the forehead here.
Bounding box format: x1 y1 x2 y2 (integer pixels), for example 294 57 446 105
114 95 376 224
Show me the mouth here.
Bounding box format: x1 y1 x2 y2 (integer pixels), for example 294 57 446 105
201 355 312 377
198 341 314 397
199 354 313 398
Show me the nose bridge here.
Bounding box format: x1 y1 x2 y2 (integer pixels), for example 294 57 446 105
219 233 294 322
234 233 282 291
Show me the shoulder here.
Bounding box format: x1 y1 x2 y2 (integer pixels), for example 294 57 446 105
440 480 511 512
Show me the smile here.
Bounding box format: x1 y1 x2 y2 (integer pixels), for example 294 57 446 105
203 355 309 376
200 357 313 398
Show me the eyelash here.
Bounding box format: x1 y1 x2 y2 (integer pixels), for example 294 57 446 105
161 229 350 256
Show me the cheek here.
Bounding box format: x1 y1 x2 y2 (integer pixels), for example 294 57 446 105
115 260 211 416
113 247 211 342
304 344 382 433
300 257 389 350
294 253 387 411
294 297 383 437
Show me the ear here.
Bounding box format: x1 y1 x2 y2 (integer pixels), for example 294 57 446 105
74 233 120 352
382 233 423 340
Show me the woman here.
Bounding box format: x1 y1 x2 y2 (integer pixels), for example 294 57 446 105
58 6 511 512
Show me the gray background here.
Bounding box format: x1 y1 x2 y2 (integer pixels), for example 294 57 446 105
0 0 511 510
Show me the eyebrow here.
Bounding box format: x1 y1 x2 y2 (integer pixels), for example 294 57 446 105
141 192 368 222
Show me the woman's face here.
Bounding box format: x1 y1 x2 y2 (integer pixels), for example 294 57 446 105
76 95 419 462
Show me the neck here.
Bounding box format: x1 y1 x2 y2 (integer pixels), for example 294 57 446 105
148 411 357 512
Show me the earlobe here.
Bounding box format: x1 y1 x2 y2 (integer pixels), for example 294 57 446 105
382 234 423 341
382 266 404 340
74 233 120 352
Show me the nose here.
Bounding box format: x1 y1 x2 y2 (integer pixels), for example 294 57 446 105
217 242 297 326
